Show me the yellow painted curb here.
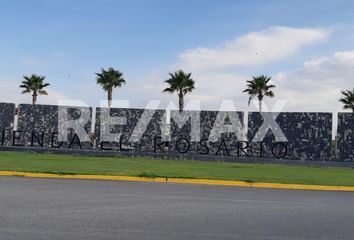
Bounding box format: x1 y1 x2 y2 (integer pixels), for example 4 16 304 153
1 170 354 192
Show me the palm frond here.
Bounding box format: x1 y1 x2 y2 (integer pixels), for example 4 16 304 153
96 67 126 93
243 75 276 106
20 74 49 97
163 69 195 96
339 89 354 111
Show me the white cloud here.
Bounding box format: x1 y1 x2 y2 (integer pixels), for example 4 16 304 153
274 50 354 112
188 72 249 109
0 80 69 105
2 26 347 115
177 26 329 71
84 48 354 113
50 52 67 58
20 57 42 67
97 26 349 114
160 29 354 113
20 52 68 67
146 26 329 110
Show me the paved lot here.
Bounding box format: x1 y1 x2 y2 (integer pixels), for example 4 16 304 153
0 176 354 240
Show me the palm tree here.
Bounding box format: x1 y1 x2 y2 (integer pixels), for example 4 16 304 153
243 75 275 112
96 67 126 108
20 74 50 105
339 88 354 112
163 70 195 112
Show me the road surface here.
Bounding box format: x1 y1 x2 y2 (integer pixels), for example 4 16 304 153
0 176 354 240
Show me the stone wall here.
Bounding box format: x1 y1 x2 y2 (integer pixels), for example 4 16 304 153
94 107 165 152
0 102 15 145
0 102 347 162
247 112 332 160
17 104 92 149
169 110 245 156
337 113 354 161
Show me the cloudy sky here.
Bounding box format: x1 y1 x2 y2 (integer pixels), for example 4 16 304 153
1 0 354 112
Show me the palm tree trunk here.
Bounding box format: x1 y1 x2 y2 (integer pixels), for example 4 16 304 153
32 92 37 105
259 100 262 112
107 89 112 108
178 93 184 112
258 95 263 112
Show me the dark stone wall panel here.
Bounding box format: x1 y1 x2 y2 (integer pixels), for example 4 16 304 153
247 112 332 160
17 104 92 149
0 103 339 162
95 107 165 152
337 113 354 161
0 102 15 145
170 110 245 156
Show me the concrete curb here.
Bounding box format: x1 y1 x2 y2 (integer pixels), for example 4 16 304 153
1 170 354 192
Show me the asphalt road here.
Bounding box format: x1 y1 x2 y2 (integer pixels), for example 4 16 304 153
1 177 354 240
